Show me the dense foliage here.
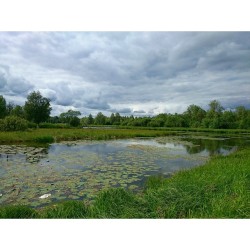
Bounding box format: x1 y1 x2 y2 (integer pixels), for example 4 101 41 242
0 116 28 131
24 91 51 124
80 100 250 129
0 93 250 129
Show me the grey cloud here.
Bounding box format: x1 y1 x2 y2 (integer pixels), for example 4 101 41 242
0 32 250 116
0 65 34 96
0 74 7 89
133 110 146 114
109 107 132 114
8 77 33 94
85 99 111 110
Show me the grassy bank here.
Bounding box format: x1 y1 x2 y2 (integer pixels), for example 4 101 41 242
0 127 249 144
1 146 249 218
0 128 177 144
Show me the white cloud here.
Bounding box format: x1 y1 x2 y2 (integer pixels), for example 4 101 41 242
0 32 250 115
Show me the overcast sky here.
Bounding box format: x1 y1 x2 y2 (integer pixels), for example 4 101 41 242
0 32 249 117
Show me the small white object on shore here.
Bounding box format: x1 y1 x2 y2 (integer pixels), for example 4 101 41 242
39 193 51 199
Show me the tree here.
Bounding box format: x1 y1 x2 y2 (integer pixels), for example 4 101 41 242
95 112 106 125
60 109 81 123
69 116 80 127
235 106 250 129
24 91 51 124
184 104 206 127
208 100 224 117
10 105 25 118
203 100 224 129
0 95 7 119
87 114 94 125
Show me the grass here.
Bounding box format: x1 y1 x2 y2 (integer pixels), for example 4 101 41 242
0 128 175 144
1 146 249 218
0 127 249 144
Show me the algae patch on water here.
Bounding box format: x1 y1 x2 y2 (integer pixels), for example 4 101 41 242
0 137 219 207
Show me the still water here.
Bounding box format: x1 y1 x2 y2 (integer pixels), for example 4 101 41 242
0 134 249 207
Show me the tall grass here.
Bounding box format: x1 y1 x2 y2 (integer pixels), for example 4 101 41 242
0 127 249 144
1 146 249 218
0 128 173 143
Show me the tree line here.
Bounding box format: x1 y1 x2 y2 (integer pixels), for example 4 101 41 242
0 91 250 131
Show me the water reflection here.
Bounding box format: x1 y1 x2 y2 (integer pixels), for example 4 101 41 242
183 136 248 156
0 134 249 208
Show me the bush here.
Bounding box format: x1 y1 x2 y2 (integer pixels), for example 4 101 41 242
0 116 28 131
34 135 54 143
39 123 69 129
27 121 37 128
69 117 80 127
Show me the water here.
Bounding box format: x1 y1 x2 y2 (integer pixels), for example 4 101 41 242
0 134 249 207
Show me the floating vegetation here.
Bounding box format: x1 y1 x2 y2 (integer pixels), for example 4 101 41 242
0 135 242 208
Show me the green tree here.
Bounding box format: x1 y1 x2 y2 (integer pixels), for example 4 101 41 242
87 114 94 125
235 106 250 129
203 100 224 129
110 112 121 125
95 112 106 125
24 91 52 124
208 100 224 116
0 95 7 119
10 105 25 118
60 109 81 123
6 102 15 116
184 104 206 127
69 116 80 127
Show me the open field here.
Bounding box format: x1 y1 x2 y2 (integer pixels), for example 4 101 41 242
1 145 249 218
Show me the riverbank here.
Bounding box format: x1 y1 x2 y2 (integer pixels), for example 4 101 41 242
1 145 249 218
0 127 249 145
0 128 174 144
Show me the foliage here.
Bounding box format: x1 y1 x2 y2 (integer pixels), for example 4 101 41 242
95 112 106 125
0 95 7 119
24 91 51 124
0 116 28 131
34 135 54 143
10 105 25 118
1 92 250 129
69 116 80 127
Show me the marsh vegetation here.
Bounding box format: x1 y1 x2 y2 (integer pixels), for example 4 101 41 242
0 130 249 218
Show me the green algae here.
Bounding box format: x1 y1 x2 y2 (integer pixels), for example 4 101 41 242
0 137 217 207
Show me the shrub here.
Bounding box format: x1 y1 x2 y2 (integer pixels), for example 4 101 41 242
69 117 80 127
39 123 69 128
34 135 54 143
0 116 28 131
27 121 37 128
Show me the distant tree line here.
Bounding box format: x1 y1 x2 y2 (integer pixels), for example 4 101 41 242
0 92 250 131
79 100 250 129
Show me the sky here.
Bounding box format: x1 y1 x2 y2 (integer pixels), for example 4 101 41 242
0 32 250 117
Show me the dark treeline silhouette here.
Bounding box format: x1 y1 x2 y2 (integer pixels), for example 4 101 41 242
0 92 250 130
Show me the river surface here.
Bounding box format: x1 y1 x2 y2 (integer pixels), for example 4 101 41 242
0 134 249 207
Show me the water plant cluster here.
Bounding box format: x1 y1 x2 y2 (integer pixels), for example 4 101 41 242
0 146 249 218
0 138 209 208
